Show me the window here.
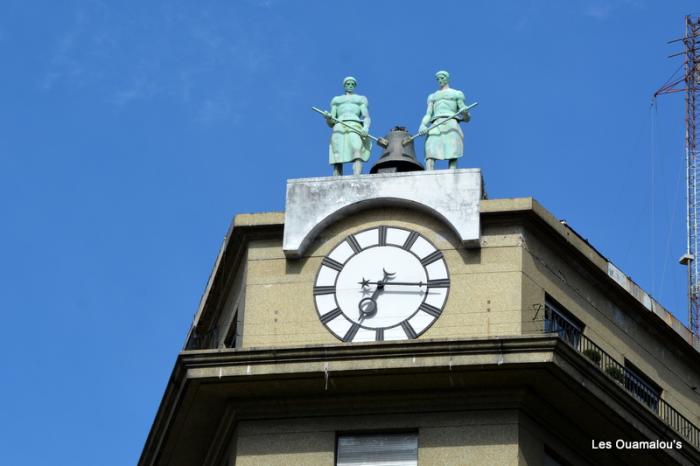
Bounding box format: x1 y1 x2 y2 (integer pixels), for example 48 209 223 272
223 308 239 348
544 296 583 349
624 361 661 412
336 433 418 466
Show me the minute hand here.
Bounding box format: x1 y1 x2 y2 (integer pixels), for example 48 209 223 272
361 280 427 287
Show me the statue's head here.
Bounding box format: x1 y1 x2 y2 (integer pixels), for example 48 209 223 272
343 76 357 93
435 70 450 86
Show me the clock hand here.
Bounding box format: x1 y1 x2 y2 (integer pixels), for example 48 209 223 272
357 285 384 317
361 280 426 287
358 270 395 315
358 296 377 316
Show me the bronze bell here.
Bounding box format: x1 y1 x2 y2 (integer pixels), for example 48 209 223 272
370 126 424 174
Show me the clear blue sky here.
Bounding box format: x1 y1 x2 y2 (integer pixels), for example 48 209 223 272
1 1 698 464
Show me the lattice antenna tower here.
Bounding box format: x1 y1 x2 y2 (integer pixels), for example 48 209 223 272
655 16 700 335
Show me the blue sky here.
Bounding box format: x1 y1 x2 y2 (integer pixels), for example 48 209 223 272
1 1 698 464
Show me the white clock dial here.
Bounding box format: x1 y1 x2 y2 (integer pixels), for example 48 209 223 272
314 226 450 342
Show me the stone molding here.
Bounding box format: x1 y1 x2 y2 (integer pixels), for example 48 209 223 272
283 169 483 258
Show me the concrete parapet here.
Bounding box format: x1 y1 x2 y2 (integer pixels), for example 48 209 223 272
283 169 483 258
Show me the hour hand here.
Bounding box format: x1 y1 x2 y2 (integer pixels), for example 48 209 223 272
358 297 377 317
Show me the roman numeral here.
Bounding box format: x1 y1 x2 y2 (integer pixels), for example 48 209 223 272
313 285 336 295
320 308 342 324
427 279 450 288
419 302 442 317
346 235 362 254
420 250 443 266
343 323 360 342
378 226 387 246
375 328 384 341
402 231 419 250
321 257 343 272
401 321 418 339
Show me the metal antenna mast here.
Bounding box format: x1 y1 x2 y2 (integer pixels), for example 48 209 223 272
655 16 700 335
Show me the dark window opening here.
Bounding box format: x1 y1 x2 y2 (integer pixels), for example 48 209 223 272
223 310 239 348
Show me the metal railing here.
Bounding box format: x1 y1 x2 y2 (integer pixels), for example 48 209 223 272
545 316 700 450
544 305 581 348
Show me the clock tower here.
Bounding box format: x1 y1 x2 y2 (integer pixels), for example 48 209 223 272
284 168 482 346
140 140 700 465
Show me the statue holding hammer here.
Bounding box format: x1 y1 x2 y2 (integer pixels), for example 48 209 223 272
321 76 372 176
418 70 472 170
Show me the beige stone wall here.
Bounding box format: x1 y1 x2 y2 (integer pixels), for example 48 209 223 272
233 203 699 428
240 207 524 348
521 227 700 426
233 410 520 466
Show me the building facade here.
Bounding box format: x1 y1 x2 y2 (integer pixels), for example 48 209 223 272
140 170 700 466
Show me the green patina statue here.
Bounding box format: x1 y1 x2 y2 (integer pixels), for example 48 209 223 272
325 77 372 176
418 70 471 170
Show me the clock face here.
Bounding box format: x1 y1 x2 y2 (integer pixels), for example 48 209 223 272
313 226 450 342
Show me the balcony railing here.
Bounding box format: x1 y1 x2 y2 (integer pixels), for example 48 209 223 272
545 316 700 450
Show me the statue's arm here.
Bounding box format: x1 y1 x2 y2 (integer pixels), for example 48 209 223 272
326 98 338 128
456 91 470 123
419 97 433 134
360 96 370 135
